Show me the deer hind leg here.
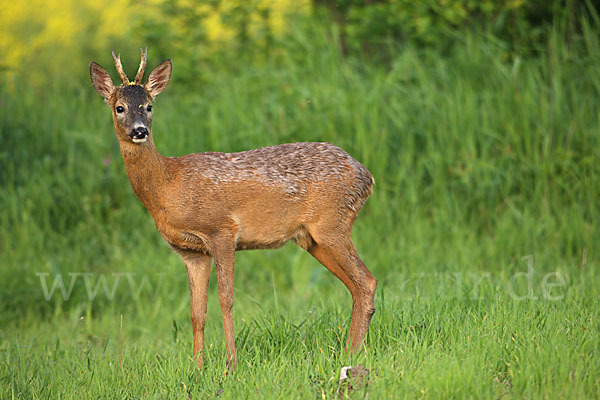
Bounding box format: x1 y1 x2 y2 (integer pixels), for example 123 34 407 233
307 232 377 352
182 252 212 369
212 239 238 370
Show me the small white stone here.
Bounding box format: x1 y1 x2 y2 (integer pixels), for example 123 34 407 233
339 366 353 381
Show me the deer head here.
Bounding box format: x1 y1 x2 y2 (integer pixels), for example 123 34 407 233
90 48 172 144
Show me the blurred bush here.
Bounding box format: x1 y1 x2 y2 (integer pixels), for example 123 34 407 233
3 0 598 87
314 0 598 57
133 0 311 85
0 0 310 86
0 0 131 85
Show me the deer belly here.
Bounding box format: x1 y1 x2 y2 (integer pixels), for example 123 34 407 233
234 220 301 251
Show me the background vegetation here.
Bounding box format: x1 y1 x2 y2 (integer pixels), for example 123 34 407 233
1 1 599 398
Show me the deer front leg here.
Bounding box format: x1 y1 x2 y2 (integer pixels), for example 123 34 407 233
183 252 212 369
213 240 237 370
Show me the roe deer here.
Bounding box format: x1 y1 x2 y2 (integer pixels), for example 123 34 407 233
90 49 377 369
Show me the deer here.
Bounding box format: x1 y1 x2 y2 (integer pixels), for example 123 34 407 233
89 48 377 370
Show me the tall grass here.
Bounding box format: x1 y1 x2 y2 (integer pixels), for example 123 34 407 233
0 19 599 398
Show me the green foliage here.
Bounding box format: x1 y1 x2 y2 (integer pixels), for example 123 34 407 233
316 0 598 56
134 0 306 87
2 294 598 398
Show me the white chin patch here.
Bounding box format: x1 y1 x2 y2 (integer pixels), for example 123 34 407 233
132 137 148 143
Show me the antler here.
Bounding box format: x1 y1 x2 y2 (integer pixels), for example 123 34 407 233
134 47 148 85
112 50 130 85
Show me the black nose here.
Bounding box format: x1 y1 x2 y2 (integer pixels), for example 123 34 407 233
130 126 148 139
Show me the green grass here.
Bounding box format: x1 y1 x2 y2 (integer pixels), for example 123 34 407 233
1 21 599 398
2 291 598 398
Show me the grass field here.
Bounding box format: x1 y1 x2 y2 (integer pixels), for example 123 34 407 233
1 19 599 398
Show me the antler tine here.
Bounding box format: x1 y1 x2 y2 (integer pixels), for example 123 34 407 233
112 50 130 85
134 47 148 85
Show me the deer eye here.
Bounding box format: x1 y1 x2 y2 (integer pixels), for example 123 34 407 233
146 105 152 112
116 106 125 114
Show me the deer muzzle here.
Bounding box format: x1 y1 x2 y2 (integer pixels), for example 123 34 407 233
129 126 149 143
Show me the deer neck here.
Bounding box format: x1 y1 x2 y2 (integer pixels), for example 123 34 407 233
118 135 167 212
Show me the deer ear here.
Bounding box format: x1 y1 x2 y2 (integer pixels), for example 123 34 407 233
90 62 115 102
145 59 172 99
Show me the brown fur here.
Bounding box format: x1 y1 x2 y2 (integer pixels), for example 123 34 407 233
90 50 377 370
